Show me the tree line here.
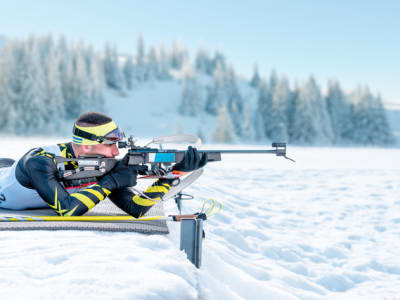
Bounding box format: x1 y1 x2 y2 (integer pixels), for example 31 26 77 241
0 34 394 145
180 51 394 145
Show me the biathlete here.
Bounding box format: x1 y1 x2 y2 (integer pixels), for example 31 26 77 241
0 112 207 217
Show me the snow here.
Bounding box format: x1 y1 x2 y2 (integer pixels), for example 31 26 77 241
1 137 400 299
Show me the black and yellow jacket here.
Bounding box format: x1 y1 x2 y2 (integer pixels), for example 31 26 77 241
15 142 171 217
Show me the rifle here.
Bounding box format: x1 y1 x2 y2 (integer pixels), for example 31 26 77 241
55 135 295 183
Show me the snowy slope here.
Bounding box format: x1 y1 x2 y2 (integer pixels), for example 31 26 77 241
1 138 400 300
101 75 258 144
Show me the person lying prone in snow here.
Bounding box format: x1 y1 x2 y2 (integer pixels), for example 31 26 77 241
0 112 207 217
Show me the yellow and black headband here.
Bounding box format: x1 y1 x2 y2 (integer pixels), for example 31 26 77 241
72 121 122 145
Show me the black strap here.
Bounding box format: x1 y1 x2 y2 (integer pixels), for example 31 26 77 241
73 126 104 143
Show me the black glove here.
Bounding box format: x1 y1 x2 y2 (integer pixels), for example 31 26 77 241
173 146 208 172
99 154 138 191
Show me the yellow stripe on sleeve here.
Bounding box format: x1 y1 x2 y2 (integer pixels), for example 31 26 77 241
85 188 106 201
101 187 111 196
132 195 157 206
145 185 169 194
71 193 96 209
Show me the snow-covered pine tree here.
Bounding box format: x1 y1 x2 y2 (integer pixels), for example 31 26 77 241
211 50 227 74
157 44 171 80
289 83 316 144
291 77 333 144
257 71 288 142
225 64 244 137
178 58 202 116
253 109 266 141
146 46 158 82
351 86 394 145
373 94 394 145
135 34 146 83
0 41 15 131
213 104 234 143
250 64 261 88
64 48 83 119
123 55 135 90
242 101 254 141
18 38 47 133
43 45 65 132
89 54 106 111
308 76 334 144
205 61 228 115
169 40 188 70
325 79 352 144
286 82 299 142
75 46 91 112
195 48 212 75
103 43 126 93
270 75 291 142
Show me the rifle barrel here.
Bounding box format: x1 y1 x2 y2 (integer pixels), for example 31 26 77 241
200 150 278 154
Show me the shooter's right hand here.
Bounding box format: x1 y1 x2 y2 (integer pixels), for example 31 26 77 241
99 154 138 191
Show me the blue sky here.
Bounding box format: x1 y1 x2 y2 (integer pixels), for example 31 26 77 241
1 0 399 102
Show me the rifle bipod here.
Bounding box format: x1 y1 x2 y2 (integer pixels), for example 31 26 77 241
174 192 194 214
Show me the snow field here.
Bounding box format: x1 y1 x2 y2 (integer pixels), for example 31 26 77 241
0 138 399 299
182 146 400 299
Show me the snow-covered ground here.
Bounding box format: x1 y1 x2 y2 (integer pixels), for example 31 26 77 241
0 138 399 300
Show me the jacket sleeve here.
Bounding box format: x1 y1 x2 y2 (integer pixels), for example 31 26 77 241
108 178 172 218
23 155 111 216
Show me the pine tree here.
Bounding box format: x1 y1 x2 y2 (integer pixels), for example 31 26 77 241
286 83 299 142
89 54 106 111
213 104 234 143
290 77 333 144
205 61 227 115
103 43 125 92
351 86 394 145
18 39 47 133
195 48 212 74
64 49 83 119
146 46 158 82
270 75 290 142
123 55 135 90
290 82 317 144
135 34 146 82
253 109 266 141
43 46 65 132
179 58 202 116
211 50 227 74
257 76 288 142
325 79 352 143
169 40 187 70
242 101 253 141
250 64 261 88
225 65 243 137
0 41 15 131
157 44 171 80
